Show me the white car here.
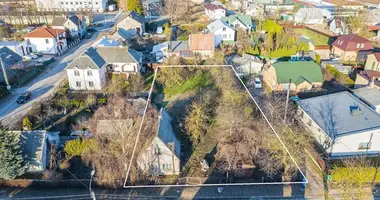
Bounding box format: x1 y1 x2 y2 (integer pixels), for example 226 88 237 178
23 54 38 60
254 78 262 89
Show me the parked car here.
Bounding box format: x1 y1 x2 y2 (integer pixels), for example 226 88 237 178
16 91 32 104
84 33 92 39
254 78 262 89
31 52 42 57
23 54 38 60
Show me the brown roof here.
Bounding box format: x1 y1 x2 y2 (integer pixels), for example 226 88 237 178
373 52 380 61
204 3 225 11
358 70 380 87
189 34 214 51
360 0 380 4
332 34 373 52
24 27 66 38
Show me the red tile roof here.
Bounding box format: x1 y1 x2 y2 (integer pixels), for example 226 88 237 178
205 3 225 11
332 34 373 52
373 52 380 61
368 26 380 31
24 27 66 38
189 34 214 51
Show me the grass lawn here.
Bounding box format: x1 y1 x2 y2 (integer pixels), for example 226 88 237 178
293 29 329 46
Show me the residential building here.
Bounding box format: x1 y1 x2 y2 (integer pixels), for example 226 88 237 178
297 91 380 158
205 20 235 47
264 4 294 12
262 61 323 92
329 17 347 35
229 54 263 75
96 46 143 73
138 108 181 176
294 8 324 24
151 41 192 62
18 131 60 172
355 70 380 89
189 34 215 58
364 53 380 72
245 4 264 20
0 47 23 85
0 41 29 56
115 11 145 39
35 0 108 12
331 34 373 62
205 2 226 20
65 47 107 91
354 87 380 113
51 15 87 38
23 27 67 55
221 14 254 32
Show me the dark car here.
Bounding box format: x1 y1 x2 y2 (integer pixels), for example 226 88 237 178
16 91 31 104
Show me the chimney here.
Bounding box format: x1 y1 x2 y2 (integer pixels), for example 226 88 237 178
369 77 376 88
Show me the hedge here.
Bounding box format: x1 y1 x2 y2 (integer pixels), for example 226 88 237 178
325 65 354 87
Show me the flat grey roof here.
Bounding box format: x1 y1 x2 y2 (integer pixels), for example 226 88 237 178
354 87 380 107
299 91 380 137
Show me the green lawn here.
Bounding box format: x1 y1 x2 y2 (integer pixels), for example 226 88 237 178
164 71 212 98
293 29 329 46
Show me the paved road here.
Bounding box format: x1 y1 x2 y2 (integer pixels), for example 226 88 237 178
0 29 102 127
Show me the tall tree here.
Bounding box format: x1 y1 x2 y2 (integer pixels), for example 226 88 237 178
127 0 144 15
0 124 27 180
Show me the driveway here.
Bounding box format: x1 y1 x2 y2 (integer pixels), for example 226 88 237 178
0 29 102 127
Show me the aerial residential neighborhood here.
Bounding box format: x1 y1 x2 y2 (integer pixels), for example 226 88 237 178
1 0 380 199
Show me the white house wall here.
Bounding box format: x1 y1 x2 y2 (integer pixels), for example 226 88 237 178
111 62 139 73
67 67 106 90
213 26 235 47
25 38 57 54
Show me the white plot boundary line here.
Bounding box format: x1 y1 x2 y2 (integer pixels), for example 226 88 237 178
123 65 308 188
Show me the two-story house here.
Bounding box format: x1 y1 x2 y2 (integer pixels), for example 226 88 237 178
205 2 226 20
23 26 67 55
189 34 215 58
205 19 236 47
96 46 143 73
65 47 107 91
52 15 87 38
115 11 145 39
365 53 380 72
221 14 254 32
331 34 374 62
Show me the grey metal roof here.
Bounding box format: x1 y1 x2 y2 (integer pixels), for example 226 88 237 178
231 53 263 65
19 131 46 163
296 8 323 20
0 46 22 68
66 47 106 70
206 19 233 33
67 15 81 27
299 91 380 138
51 17 66 26
116 11 145 25
168 41 189 53
354 87 380 107
0 41 22 46
96 47 141 64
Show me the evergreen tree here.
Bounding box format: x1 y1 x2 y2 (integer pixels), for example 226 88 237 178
0 124 27 180
127 0 144 15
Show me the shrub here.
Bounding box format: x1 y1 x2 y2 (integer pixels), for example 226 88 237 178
22 117 33 130
325 65 354 87
64 138 96 158
315 53 321 65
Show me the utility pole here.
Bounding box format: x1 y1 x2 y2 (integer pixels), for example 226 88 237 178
0 57 11 90
283 79 291 122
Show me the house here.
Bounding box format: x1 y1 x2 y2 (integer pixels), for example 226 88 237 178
331 34 374 62
35 0 107 12
96 46 143 73
151 41 192 62
229 54 263 75
329 17 347 35
189 34 215 58
354 87 380 113
245 4 264 20
65 47 107 91
138 108 181 176
205 2 226 20
23 26 67 55
0 41 29 56
354 70 380 89
221 14 254 32
262 61 323 92
116 11 145 38
92 36 121 47
294 8 324 25
205 20 235 47
51 15 87 38
298 36 315 51
364 53 380 72
297 91 380 158
0 47 23 85
18 130 60 172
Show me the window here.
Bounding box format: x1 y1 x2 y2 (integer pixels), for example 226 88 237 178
76 1 78 4
360 43 364 48
95 1 98 4
70 2 73 4
76 81 81 87
358 142 371 150
87 70 92 76
222 27 226 31
162 164 166 170
308 119 312 127
154 145 160 155
356 43 360 48
65 2 68 4
88 81 94 87
222 34 227 39
80 2 82 4
74 70 80 76
60 2 64 4
372 61 376 70
229 34 231 39
45 39 49 44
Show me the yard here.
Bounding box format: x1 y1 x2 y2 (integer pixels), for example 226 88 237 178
293 28 330 46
